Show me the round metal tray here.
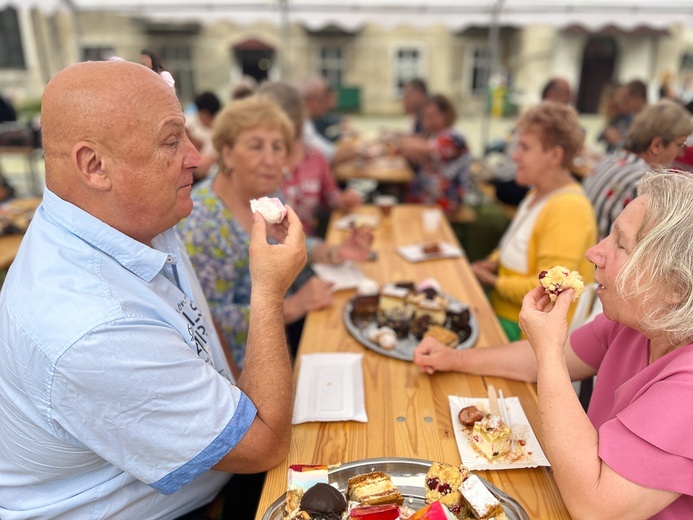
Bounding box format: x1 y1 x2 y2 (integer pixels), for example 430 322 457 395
262 457 529 520
343 292 479 361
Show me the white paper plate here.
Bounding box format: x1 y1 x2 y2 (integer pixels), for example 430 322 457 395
311 262 368 292
333 213 381 230
292 353 368 424
448 396 550 471
397 242 464 263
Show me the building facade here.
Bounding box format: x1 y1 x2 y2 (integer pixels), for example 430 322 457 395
2 5 693 119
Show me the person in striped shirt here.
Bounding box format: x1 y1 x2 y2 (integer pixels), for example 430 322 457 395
583 99 693 239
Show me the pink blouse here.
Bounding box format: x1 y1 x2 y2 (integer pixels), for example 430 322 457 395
571 314 693 518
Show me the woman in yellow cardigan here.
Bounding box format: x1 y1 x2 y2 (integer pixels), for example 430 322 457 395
472 101 597 340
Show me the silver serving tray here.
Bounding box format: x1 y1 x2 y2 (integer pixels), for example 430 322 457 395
343 293 479 361
262 457 529 520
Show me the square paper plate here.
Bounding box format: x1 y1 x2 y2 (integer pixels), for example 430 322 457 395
333 213 381 231
311 262 367 292
293 353 368 424
397 242 464 263
448 396 550 471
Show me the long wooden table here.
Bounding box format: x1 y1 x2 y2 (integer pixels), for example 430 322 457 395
0 146 44 197
334 155 414 184
255 204 570 519
0 197 41 269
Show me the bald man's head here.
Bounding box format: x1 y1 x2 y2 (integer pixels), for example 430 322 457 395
541 78 572 105
39 60 200 245
41 61 173 189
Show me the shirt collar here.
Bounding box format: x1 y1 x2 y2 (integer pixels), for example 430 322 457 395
41 188 178 283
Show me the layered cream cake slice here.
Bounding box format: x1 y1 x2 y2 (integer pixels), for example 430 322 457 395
470 414 512 460
379 285 410 312
347 471 404 506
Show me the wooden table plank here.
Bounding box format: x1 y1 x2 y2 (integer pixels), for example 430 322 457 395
0 197 42 269
255 204 570 520
333 156 414 184
0 234 24 270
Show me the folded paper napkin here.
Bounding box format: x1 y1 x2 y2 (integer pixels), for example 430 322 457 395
293 353 368 424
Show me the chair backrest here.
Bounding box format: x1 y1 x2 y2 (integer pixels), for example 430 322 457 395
569 282 602 333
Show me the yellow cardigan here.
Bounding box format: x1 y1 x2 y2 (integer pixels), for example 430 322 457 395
489 184 597 325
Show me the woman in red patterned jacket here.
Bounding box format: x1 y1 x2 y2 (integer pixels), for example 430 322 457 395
399 93 472 216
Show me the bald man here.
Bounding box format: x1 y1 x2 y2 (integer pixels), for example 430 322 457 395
541 77 573 105
0 61 306 518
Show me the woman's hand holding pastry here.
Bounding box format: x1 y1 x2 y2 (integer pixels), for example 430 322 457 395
519 286 572 361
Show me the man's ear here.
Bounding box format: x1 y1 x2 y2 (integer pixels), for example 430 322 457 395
73 141 112 191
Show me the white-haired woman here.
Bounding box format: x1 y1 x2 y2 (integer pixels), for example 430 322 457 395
416 169 693 518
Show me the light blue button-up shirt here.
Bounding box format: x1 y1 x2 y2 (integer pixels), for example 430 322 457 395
0 189 257 519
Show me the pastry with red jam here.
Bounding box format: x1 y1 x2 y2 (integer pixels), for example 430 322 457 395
538 265 585 302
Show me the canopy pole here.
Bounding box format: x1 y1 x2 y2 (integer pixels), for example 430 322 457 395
480 0 505 153
60 0 82 63
278 0 289 80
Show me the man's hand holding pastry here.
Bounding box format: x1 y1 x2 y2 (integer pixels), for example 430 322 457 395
249 205 307 299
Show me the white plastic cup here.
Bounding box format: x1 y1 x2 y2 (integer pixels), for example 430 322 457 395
422 208 441 234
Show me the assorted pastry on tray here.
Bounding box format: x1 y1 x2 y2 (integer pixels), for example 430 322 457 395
349 278 473 350
282 460 507 520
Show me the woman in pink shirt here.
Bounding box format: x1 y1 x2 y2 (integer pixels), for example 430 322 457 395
414 170 693 519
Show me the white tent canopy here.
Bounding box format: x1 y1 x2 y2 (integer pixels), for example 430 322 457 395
7 0 693 31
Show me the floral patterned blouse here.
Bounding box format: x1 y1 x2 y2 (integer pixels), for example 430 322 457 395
177 179 253 369
178 178 319 369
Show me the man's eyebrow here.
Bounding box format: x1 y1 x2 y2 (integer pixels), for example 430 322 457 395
159 118 185 133
160 119 185 132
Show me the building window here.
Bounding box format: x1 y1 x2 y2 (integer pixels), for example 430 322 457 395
393 46 424 96
682 53 693 72
82 47 116 61
0 7 25 69
319 46 344 87
470 46 491 95
161 45 195 102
